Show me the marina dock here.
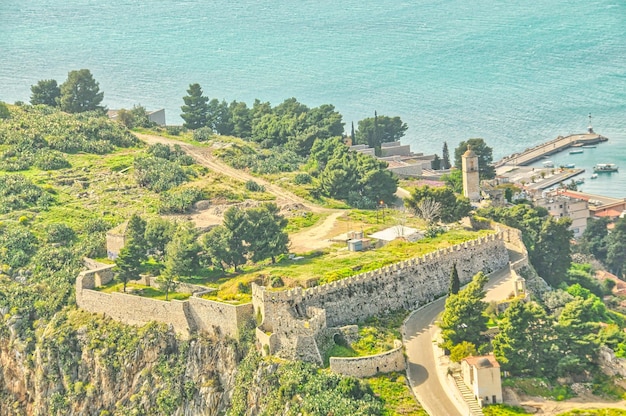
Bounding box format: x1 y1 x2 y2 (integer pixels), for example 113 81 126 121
495 132 608 167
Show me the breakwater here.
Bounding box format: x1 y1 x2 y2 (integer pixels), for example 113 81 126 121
495 133 608 167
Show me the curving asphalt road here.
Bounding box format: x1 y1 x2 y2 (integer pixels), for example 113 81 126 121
403 253 520 416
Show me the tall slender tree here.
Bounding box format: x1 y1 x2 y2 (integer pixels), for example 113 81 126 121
180 83 209 129
351 121 356 145
448 263 460 295
442 142 451 170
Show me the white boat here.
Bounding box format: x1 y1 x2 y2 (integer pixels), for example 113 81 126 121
569 149 584 155
593 163 619 173
590 174 598 179
575 178 585 185
565 163 575 168
542 160 554 168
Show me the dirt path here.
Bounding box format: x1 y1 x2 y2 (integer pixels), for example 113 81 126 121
134 133 344 248
289 211 346 253
506 387 626 415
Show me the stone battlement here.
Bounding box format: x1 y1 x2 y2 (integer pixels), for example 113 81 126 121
253 232 510 362
77 230 513 366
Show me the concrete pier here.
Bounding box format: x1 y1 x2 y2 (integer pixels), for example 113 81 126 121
495 133 608 167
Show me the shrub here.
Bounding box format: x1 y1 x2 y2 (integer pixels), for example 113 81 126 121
245 180 265 192
158 187 205 214
166 125 184 136
294 173 312 185
34 149 71 170
193 126 213 142
0 174 54 213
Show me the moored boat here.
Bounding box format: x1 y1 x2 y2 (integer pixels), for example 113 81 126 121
593 163 619 173
569 150 584 154
542 160 554 168
590 173 598 179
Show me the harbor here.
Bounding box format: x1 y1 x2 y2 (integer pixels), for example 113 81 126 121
495 131 608 168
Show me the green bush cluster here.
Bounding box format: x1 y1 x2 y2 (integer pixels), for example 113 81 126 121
158 187 205 214
0 174 54 214
228 353 384 416
0 106 137 173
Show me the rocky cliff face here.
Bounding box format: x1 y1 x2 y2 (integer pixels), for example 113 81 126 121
0 310 243 416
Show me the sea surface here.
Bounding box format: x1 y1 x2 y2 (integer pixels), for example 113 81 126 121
1 0 625 197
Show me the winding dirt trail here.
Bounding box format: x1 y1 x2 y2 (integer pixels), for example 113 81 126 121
134 133 343 250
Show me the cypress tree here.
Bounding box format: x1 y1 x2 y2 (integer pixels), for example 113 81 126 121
442 142 451 169
351 121 356 145
449 263 460 295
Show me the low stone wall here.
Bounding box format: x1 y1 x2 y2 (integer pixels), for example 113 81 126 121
330 340 405 377
76 268 252 339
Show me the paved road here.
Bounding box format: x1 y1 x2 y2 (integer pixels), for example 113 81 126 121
403 257 518 416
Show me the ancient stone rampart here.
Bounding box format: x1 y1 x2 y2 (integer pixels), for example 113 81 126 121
76 267 252 339
330 340 405 377
253 233 510 362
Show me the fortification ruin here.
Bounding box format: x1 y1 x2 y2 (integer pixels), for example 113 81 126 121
77 229 518 369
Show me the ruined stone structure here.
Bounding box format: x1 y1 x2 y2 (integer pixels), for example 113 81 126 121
462 145 480 202
76 265 252 339
330 340 405 377
252 233 510 363
77 229 516 371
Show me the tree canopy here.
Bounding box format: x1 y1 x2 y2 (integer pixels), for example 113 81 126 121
355 113 407 149
58 69 105 113
405 185 471 223
439 272 489 351
312 139 398 207
180 83 209 130
30 79 60 106
454 138 495 179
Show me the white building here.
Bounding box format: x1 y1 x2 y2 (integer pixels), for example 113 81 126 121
461 355 503 407
534 190 590 238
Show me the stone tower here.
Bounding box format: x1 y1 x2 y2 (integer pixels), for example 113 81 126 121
462 145 480 202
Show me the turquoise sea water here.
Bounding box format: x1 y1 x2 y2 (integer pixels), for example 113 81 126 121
1 0 625 197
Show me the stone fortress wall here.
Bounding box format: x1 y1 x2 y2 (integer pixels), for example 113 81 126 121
252 233 510 363
330 340 405 378
77 229 514 372
76 265 252 339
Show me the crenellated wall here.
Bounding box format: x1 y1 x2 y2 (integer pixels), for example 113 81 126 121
77 231 512 366
253 233 510 363
330 340 405 377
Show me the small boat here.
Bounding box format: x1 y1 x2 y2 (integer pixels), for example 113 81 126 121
590 174 598 179
542 160 554 168
569 150 584 155
593 163 619 173
565 163 575 168
582 145 597 149
575 178 585 185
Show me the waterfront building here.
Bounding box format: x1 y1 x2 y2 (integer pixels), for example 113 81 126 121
534 190 589 238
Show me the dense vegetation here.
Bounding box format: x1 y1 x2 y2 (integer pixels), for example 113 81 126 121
179 86 400 206
440 201 626 396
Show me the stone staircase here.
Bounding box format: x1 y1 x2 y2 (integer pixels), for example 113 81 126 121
451 373 484 416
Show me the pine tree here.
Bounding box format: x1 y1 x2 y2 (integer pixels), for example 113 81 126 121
114 245 141 293
448 263 460 295
439 272 489 350
58 69 105 113
180 83 209 129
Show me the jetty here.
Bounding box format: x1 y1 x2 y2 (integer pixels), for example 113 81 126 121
495 130 607 168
